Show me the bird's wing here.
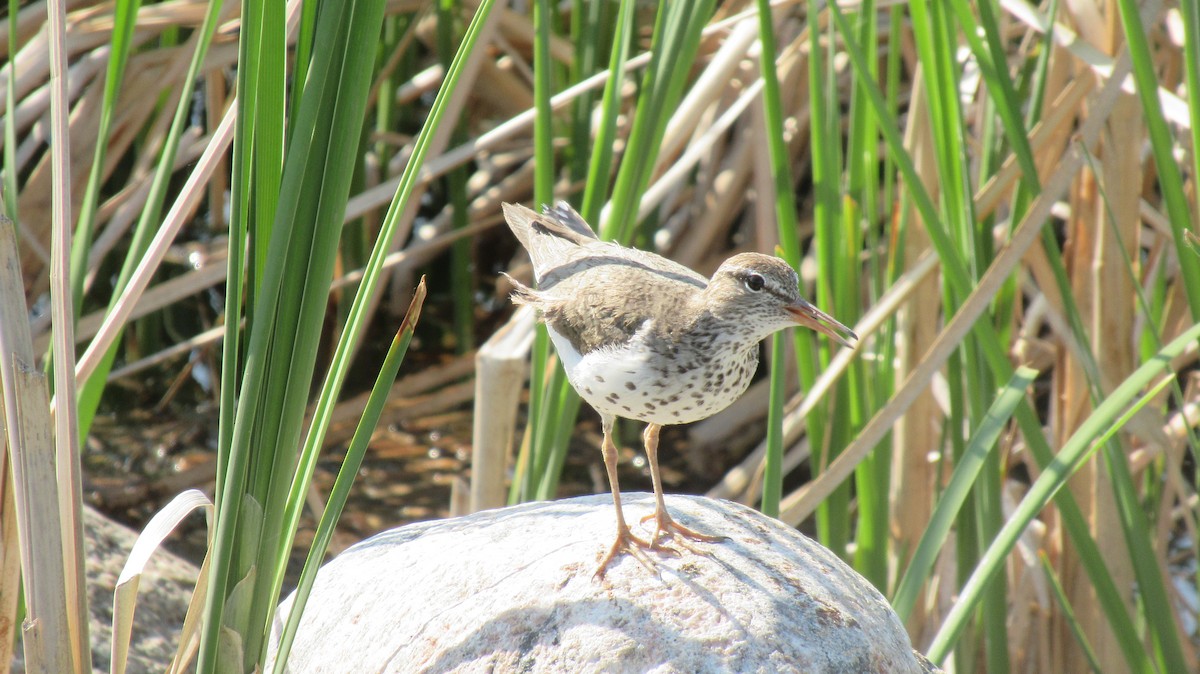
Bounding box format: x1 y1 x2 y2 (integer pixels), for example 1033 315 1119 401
503 202 595 280
537 253 708 354
502 200 708 289
541 201 599 242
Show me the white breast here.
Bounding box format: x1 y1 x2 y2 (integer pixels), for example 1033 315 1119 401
545 325 757 426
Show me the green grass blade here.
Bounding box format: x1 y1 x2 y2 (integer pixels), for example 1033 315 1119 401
603 0 716 242
199 0 391 668
754 0 801 519
513 330 549 503
579 0 634 222
74 0 225 441
520 0 637 505
1115 0 1200 321
67 0 142 313
519 0 564 505
2 0 16 219
1017 409 1157 674
892 366 1036 619
1183 0 1200 201
1039 552 1108 674
926 322 1200 664
948 0 1039 195
805 0 840 550
827 2 972 302
1097 378 1189 671
819 12 1162 660
567 0 605 185
534 377 583 501
520 0 715 504
436 0 475 354
267 0 500 658
532 0 555 204
270 279 426 672
246 0 285 291
288 0 319 129
761 335 787 516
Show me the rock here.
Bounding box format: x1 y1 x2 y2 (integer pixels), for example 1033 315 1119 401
269 494 932 673
84 505 197 674
9 506 198 674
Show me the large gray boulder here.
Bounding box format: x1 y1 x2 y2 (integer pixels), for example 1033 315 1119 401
7 506 197 674
269 494 932 673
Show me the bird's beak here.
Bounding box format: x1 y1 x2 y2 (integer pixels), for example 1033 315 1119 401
785 300 858 349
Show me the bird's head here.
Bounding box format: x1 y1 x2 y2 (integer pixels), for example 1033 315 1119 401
705 253 857 348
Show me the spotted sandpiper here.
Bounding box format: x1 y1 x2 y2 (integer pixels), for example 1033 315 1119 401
503 202 856 577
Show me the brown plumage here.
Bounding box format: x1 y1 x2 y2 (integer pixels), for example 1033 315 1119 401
503 201 856 577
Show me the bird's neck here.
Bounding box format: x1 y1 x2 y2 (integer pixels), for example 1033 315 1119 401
686 307 769 356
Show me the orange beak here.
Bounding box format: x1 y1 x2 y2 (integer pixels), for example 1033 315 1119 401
785 300 858 349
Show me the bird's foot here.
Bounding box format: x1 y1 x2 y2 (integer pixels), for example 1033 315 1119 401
593 527 663 580
640 510 726 549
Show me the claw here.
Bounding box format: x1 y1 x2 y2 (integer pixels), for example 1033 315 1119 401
593 526 657 579
592 418 726 579
639 509 726 548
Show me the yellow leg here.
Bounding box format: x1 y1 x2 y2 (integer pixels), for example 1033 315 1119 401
642 423 724 546
593 416 653 578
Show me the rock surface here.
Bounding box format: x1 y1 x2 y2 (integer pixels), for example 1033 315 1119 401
269 494 930 673
9 506 197 674
84 505 196 674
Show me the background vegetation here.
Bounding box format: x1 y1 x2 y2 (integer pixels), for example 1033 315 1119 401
0 0 1197 672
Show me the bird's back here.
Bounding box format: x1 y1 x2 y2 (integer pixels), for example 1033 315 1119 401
502 202 707 290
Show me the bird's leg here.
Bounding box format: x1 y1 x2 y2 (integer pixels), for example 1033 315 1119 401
641 423 724 546
594 416 654 579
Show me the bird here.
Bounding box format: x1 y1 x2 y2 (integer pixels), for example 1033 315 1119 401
502 201 856 577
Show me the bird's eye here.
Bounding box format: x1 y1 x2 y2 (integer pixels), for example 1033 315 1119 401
744 273 765 292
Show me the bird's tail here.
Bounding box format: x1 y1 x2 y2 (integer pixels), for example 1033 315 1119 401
500 272 542 308
502 202 598 282
501 203 543 252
